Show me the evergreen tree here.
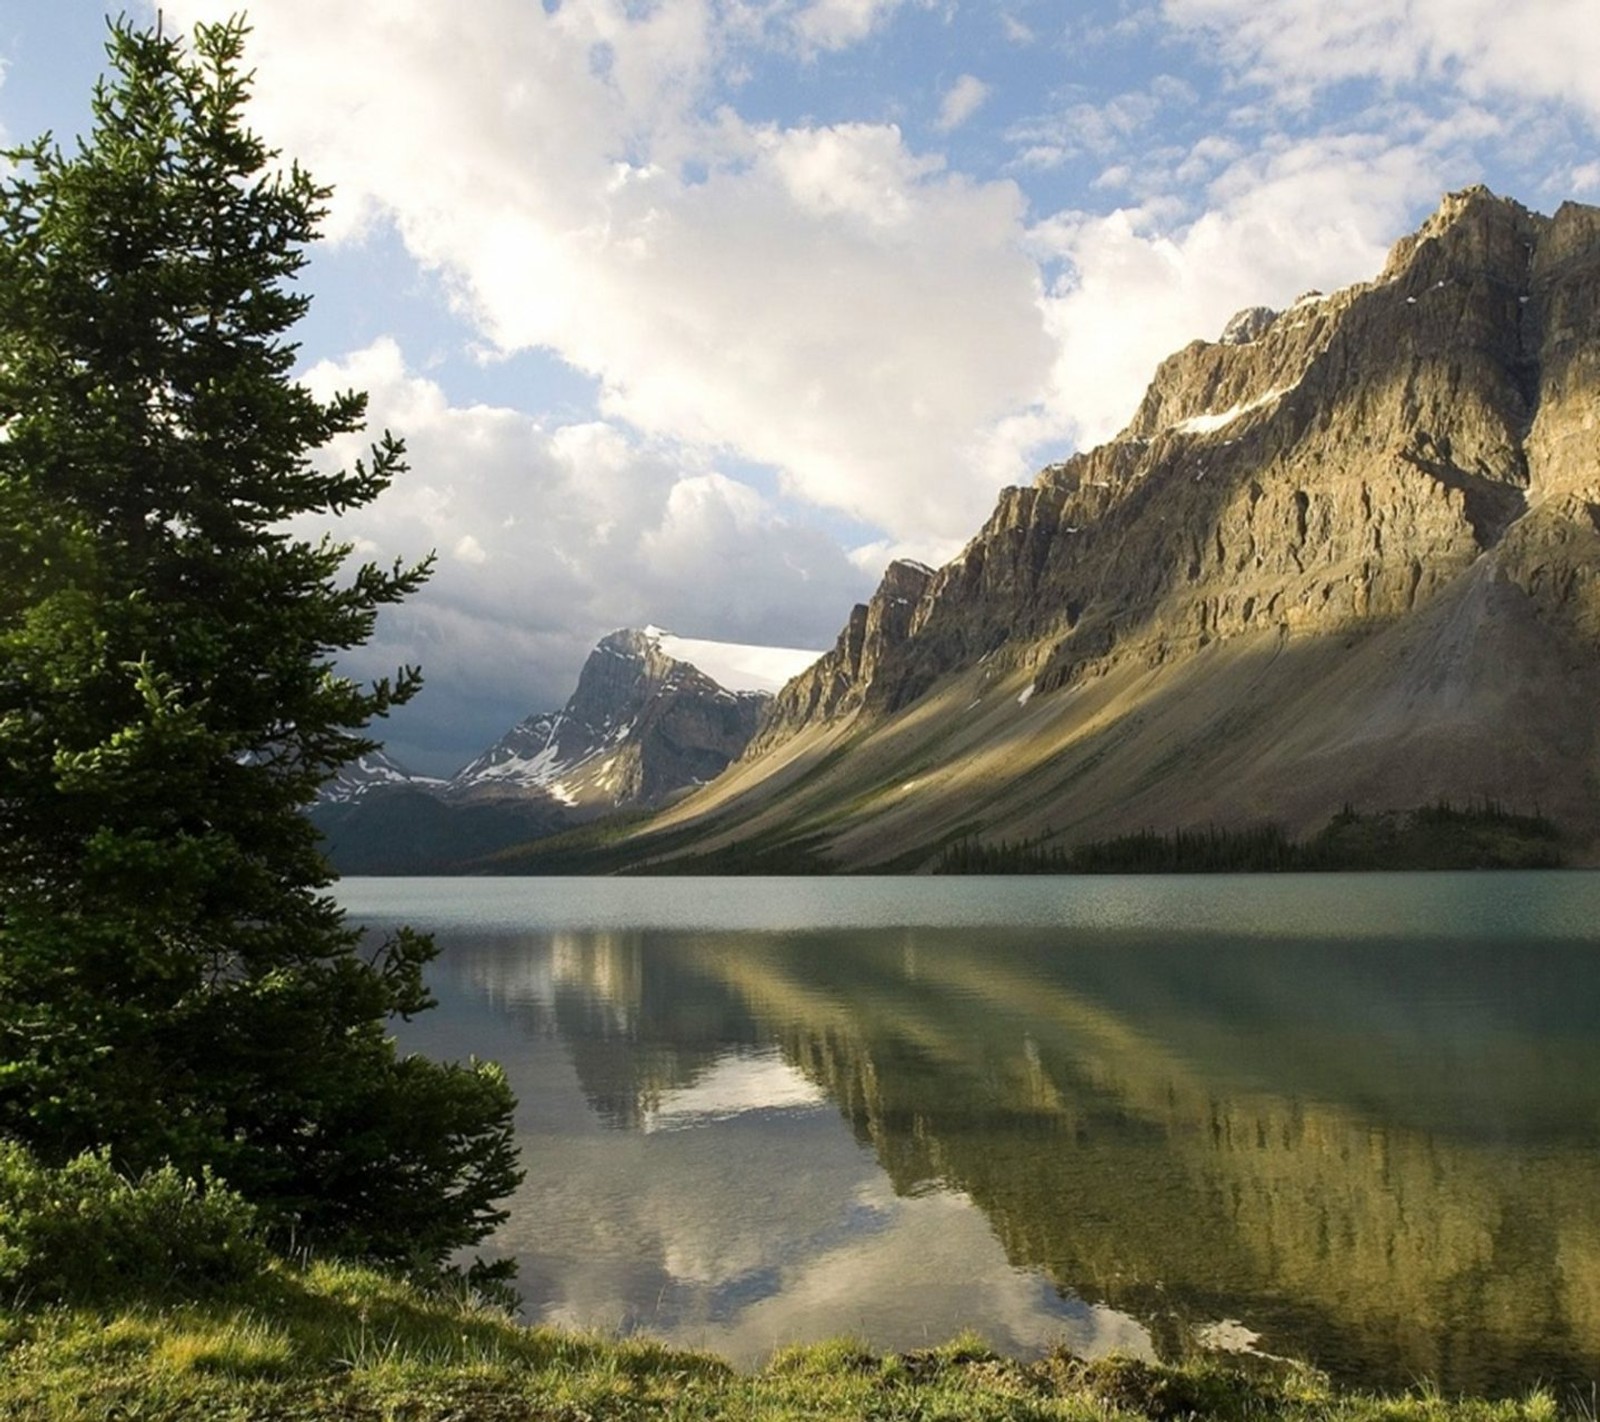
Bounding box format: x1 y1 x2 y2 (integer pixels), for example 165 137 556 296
0 18 519 1271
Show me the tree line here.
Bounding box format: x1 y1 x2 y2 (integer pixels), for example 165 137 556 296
936 800 1563 874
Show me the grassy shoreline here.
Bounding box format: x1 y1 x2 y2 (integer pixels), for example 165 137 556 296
1 1259 1587 1421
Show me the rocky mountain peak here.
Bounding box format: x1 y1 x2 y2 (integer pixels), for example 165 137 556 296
1119 189 1545 454
1218 305 1278 346
1379 185 1541 283
564 626 695 732
452 627 770 809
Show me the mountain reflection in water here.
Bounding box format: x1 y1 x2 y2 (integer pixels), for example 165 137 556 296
356 875 1600 1394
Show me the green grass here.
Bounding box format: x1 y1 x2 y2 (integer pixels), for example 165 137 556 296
0 1258 1588 1421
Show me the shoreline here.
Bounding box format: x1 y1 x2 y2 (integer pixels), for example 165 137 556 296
2 1258 1589 1421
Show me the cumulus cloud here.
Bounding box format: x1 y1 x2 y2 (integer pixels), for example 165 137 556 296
160 0 1059 547
296 340 872 772
936 74 990 132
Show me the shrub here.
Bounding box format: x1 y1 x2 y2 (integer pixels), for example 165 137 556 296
0 1139 264 1305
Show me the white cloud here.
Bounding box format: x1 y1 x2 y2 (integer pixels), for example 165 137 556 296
296 340 873 771
1570 161 1600 197
452 533 489 565
936 73 990 132
1173 135 1246 185
790 0 912 52
161 0 1060 547
1164 0 1600 122
764 122 944 227
1001 14 1036 45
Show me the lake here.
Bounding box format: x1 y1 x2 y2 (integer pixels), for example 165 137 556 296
335 873 1600 1395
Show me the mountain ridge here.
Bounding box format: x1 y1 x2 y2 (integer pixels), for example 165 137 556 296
568 187 1600 872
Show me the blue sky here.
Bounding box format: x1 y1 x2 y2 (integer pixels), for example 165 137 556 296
2 1 1597 771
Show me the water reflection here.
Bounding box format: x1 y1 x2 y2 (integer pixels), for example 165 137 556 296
401 925 1145 1366
378 891 1600 1394
641 1050 824 1133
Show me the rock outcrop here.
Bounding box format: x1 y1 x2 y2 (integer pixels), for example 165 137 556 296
749 559 934 754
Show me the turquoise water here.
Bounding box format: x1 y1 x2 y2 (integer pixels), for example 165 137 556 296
338 873 1600 1393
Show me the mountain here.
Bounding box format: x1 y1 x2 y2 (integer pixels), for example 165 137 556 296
317 749 444 805
313 627 819 871
449 627 787 808
567 188 1600 872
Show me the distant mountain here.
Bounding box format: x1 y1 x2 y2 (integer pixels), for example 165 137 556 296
313 627 820 872
449 627 785 808
318 749 444 805
541 187 1600 872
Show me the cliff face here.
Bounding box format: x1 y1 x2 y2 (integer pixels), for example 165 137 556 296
640 189 1600 867
863 188 1586 712
749 559 933 754
572 630 770 805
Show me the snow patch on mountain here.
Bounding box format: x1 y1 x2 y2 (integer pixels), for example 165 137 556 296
642 626 822 694
457 733 577 804
1172 385 1293 436
319 750 445 804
